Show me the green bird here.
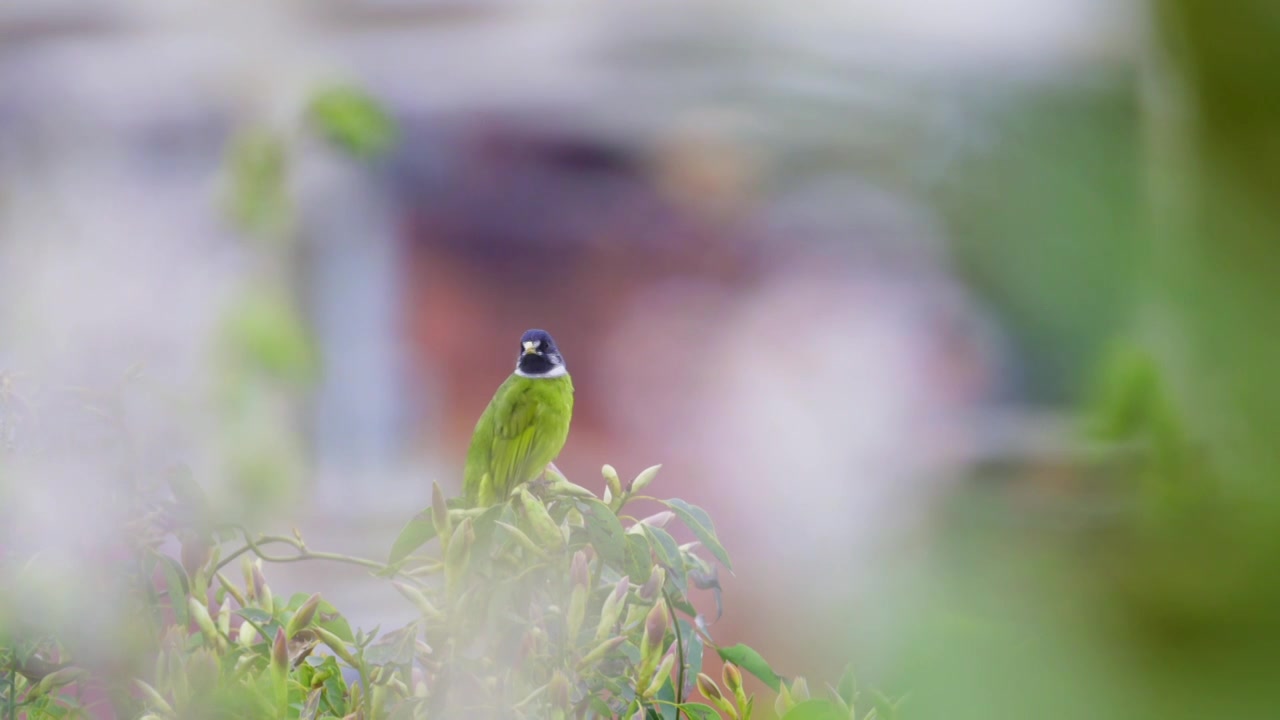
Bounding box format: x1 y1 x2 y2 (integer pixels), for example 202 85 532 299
464 329 575 507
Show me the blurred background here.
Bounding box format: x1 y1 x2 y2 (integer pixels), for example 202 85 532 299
7 0 1280 718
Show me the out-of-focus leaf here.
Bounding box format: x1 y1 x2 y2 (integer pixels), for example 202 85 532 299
717 643 782 691
835 664 858 709
387 510 435 565
308 84 397 159
870 690 899 720
664 499 733 572
223 290 317 383
780 699 845 720
225 129 291 237
158 555 190 628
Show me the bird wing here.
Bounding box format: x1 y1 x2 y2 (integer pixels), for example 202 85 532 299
463 373 573 507
487 379 545 498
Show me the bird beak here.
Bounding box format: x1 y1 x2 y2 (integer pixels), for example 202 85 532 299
523 341 539 355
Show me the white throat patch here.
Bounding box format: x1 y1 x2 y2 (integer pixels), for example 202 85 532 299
515 364 568 379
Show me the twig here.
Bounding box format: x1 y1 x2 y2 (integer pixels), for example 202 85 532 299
213 526 394 575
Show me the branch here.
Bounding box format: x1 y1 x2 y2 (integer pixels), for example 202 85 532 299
213 525 395 576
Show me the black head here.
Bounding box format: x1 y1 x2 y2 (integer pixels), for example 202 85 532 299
516 329 567 377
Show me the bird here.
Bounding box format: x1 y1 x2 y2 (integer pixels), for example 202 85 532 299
463 329 575 507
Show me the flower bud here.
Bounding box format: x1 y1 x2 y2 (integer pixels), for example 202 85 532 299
723 663 748 711
593 576 629 642
219 576 246 608
636 601 668 690
570 550 589 589
774 681 791 716
515 488 565 550
238 621 259 647
431 480 452 546
629 464 661 495
445 517 476 591
548 670 571 710
189 597 219 647
241 556 256 601
576 635 626 670
180 535 212 579
643 602 668 655
28 667 88 700
286 592 322 638
637 567 665 602
698 672 738 718
643 653 676 698
135 680 175 717
252 562 274 613
216 603 232 650
790 677 810 703
602 464 623 501
566 584 587 641
271 627 289 677
370 681 387 720
393 581 445 621
548 475 597 499
495 521 547 558
696 673 723 704
638 511 675 529
314 626 359 667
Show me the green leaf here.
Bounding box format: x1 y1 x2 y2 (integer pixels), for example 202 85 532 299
835 664 858 708
625 533 654 584
673 703 721 720
679 619 704 692
781 699 845 720
642 526 687 593
364 623 417 666
157 555 191 628
717 644 782 691
314 600 354 644
237 607 274 624
587 696 614 718
654 677 679 720
664 499 733 572
468 503 513 560
387 510 436 564
576 499 628 569
308 84 397 159
870 690 898 720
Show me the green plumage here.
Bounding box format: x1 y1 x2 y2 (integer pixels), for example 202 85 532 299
463 371 574 507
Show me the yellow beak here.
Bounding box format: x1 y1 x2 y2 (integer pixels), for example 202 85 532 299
523 341 539 355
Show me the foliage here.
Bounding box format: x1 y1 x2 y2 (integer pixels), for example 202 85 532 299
0 457 885 719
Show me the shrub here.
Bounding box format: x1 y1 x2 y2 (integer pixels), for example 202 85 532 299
1 461 889 719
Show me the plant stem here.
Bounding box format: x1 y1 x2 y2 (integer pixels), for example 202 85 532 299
214 526 394 575
664 590 687 716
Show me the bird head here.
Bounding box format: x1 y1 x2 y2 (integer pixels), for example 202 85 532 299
516 329 566 377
